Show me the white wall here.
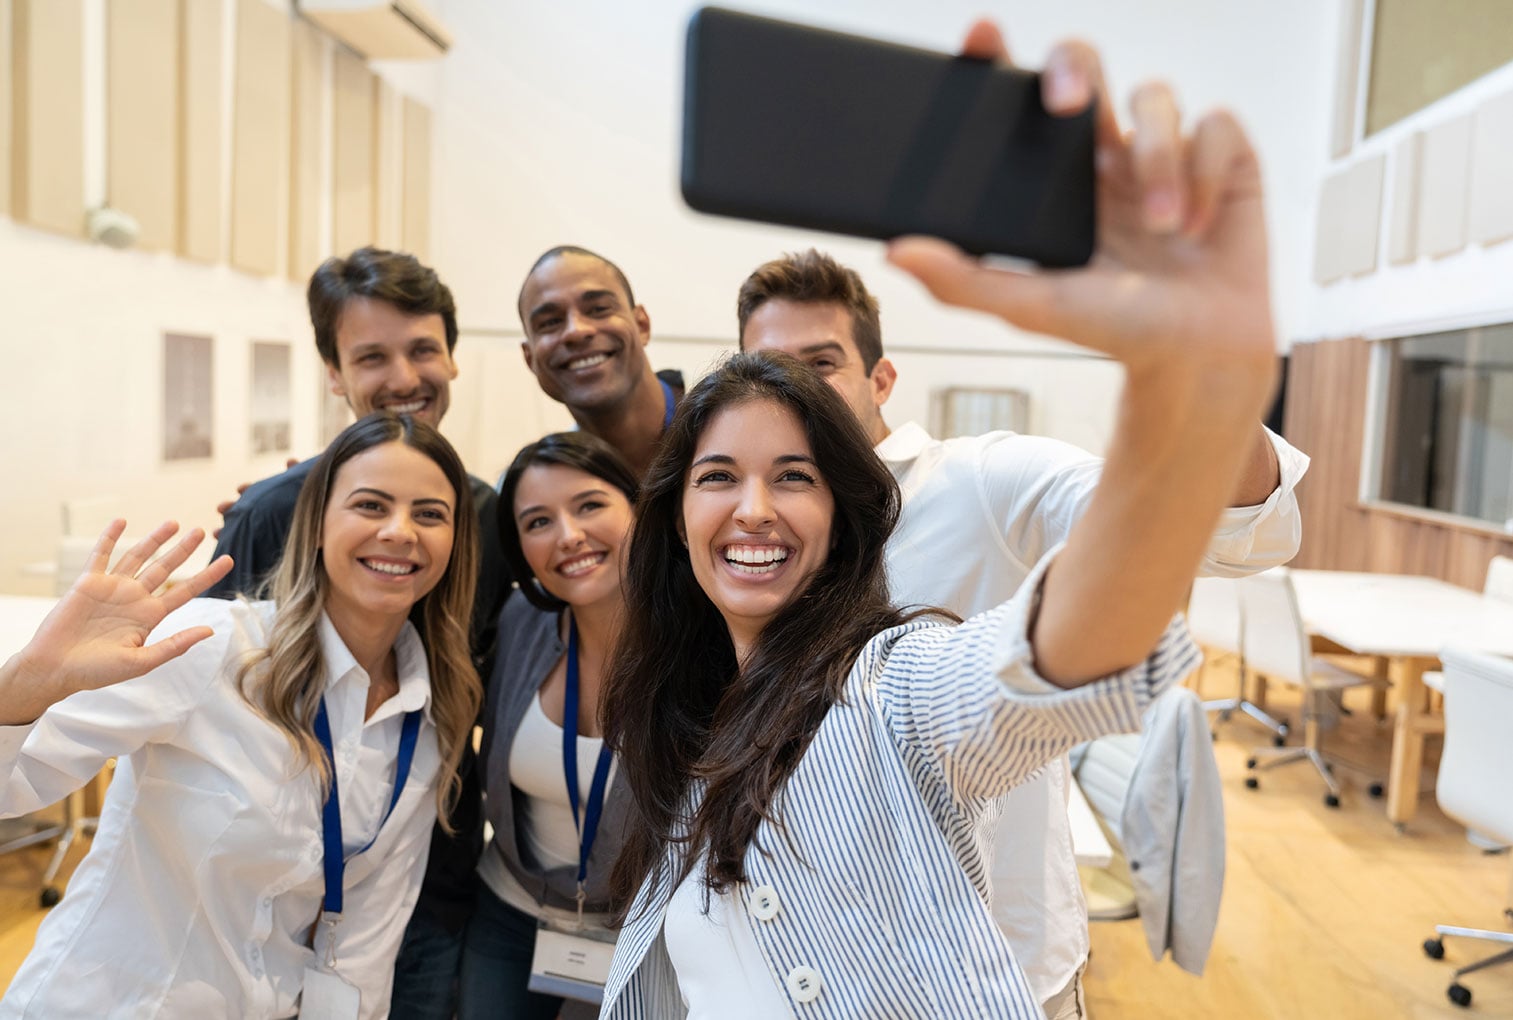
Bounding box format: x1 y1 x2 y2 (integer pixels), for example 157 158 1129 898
426 0 1338 476
0 0 1340 594
1301 58 1513 341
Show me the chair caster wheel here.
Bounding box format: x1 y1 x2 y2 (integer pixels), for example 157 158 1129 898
1423 937 1445 959
1273 734 1286 747
1324 793 1340 808
1244 777 1259 790
1448 982 1472 1007
1246 757 1258 770
1368 782 1384 798
39 887 60 908
1394 822 1407 835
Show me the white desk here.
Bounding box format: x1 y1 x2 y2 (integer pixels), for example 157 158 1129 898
1288 570 1513 828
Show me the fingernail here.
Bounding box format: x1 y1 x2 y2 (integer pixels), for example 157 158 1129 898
1046 68 1089 110
1145 187 1181 232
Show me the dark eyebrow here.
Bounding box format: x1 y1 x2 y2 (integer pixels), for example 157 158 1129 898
527 289 621 324
514 487 613 521
526 299 563 323
690 453 816 469
414 498 453 511
349 486 393 501
797 341 847 360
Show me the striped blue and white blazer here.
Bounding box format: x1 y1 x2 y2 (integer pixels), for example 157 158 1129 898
600 557 1201 1019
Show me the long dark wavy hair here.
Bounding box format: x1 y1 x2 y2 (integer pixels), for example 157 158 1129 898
602 352 925 914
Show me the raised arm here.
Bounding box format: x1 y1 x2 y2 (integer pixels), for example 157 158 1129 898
0 520 233 726
889 26 1278 687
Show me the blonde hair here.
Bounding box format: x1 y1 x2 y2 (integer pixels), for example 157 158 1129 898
236 413 481 828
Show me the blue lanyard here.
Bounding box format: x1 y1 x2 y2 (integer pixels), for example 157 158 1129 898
314 697 421 918
659 378 676 430
563 617 614 907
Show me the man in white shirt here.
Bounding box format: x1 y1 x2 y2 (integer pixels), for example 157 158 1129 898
738 248 1307 1018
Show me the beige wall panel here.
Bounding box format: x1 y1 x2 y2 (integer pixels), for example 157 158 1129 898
230 0 290 277
401 97 430 264
373 79 400 250
1386 133 1421 266
1341 155 1384 277
1468 89 1513 248
331 46 375 256
1415 114 1472 260
1330 0 1364 158
0 0 12 219
12 0 84 236
289 17 323 281
108 0 179 252
179 0 223 262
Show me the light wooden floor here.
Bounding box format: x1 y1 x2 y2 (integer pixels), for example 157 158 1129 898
2 658 1511 1017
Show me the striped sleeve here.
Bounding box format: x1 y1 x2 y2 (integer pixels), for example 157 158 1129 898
869 548 1202 803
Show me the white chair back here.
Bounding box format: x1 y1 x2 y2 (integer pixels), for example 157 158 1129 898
1237 569 1309 687
1185 577 1243 655
1437 648 1513 846
1484 556 1513 604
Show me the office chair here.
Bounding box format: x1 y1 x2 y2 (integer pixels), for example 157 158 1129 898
1484 555 1513 604
1239 569 1386 808
1421 647 1513 1009
1188 576 1288 744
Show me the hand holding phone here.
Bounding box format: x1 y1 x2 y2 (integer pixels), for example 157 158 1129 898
681 8 1096 267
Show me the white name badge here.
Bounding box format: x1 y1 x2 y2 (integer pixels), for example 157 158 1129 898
300 966 361 1020
528 919 617 1004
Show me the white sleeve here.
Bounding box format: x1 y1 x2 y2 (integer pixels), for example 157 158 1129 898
0 600 230 818
975 427 1309 580
1198 427 1308 577
871 549 1201 804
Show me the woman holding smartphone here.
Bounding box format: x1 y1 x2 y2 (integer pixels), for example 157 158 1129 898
459 432 639 1020
597 26 1281 1018
0 413 480 1020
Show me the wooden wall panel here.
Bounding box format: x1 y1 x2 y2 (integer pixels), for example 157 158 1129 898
179 0 222 262
108 0 179 252
288 16 324 282
331 46 375 257
1284 337 1513 590
0 0 12 220
12 0 84 237
230 0 290 277
401 97 430 263
373 79 400 250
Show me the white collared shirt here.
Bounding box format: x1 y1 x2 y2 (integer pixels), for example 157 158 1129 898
0 599 442 1020
876 421 1308 1002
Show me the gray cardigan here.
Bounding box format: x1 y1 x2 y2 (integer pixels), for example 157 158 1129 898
479 596 631 913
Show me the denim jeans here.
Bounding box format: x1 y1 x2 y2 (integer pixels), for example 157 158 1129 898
389 909 466 1020
457 885 564 1020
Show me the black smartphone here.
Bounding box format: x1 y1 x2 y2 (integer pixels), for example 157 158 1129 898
681 8 1096 267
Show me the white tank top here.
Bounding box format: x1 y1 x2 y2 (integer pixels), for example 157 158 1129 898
663 858 794 1017
478 693 618 924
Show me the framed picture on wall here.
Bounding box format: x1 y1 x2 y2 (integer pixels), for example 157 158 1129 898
251 341 292 454
163 333 214 461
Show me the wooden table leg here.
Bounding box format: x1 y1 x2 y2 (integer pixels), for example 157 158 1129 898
1369 656 1389 720
1386 656 1442 830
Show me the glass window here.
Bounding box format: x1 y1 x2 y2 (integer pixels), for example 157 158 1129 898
1377 323 1513 528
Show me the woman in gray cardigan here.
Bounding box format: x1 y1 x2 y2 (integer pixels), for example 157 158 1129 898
457 432 639 1020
